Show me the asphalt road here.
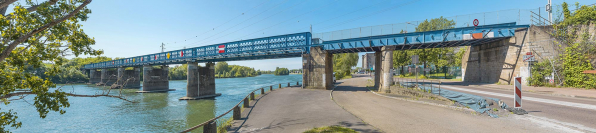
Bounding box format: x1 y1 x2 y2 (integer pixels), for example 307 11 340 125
227 86 380 133
393 77 596 132
332 77 570 133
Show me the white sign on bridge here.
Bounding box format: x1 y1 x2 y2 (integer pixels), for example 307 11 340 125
523 55 535 62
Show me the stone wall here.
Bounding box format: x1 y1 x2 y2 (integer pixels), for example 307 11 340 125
302 47 333 90
462 26 558 85
89 70 101 84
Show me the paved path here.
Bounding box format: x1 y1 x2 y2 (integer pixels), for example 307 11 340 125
332 77 572 133
227 86 380 133
393 77 596 132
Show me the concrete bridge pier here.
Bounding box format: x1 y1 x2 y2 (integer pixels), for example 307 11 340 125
378 46 394 93
89 69 101 84
180 62 221 100
302 47 334 90
115 67 141 89
137 65 174 93
99 68 117 86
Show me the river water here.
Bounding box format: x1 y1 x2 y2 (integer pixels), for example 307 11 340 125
5 74 302 132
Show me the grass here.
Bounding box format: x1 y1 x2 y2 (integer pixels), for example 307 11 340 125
217 117 234 133
339 75 352 80
303 126 357 133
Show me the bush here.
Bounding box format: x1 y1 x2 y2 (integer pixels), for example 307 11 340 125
418 75 427 79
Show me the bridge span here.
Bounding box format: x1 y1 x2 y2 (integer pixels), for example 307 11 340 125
83 22 528 100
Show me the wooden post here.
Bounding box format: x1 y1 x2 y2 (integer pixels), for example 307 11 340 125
261 88 264 95
296 81 299 85
233 105 241 120
270 85 273 91
430 80 433 93
439 80 441 96
288 82 290 87
203 120 217 133
243 97 249 108
279 84 281 88
250 92 255 100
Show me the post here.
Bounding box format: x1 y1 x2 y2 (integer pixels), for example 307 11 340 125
296 81 299 85
514 77 522 108
279 84 281 88
250 92 255 100
439 80 441 96
288 82 290 87
261 88 264 95
203 120 216 133
233 105 241 120
270 85 273 91
430 80 433 93
243 97 249 108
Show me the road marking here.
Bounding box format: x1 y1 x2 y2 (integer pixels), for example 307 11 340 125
521 114 596 132
440 85 596 111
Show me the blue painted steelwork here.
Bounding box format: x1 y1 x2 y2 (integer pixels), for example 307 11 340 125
84 32 311 69
321 22 529 53
83 23 529 69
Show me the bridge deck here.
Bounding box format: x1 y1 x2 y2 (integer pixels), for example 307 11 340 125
84 23 528 69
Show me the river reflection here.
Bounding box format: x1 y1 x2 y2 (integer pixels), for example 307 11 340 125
4 74 302 132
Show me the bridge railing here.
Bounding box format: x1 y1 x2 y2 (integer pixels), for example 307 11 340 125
312 8 554 42
180 81 302 133
84 32 311 69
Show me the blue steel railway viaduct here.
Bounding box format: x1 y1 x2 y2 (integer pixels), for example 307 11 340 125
83 22 533 100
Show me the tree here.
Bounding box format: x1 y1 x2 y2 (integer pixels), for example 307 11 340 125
333 53 358 79
0 0 99 132
412 16 455 76
393 50 411 75
214 62 228 75
274 67 289 75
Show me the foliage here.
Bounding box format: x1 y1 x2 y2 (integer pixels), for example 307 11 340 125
333 53 358 79
303 126 357 133
550 2 596 89
527 61 554 86
0 0 97 131
214 62 259 78
168 64 188 80
273 67 289 75
562 43 595 89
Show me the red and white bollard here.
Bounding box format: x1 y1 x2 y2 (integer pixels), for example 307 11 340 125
514 77 522 108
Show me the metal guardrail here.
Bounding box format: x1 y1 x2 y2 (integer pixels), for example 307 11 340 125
180 81 301 133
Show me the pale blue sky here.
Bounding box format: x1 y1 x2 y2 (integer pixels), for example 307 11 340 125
9 0 595 70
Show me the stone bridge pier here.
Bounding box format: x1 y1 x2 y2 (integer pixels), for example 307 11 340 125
137 65 174 93
376 46 394 93
89 69 101 84
302 47 334 90
116 67 141 88
180 62 221 100
99 68 117 86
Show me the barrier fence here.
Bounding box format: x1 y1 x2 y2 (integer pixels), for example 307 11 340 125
180 81 302 133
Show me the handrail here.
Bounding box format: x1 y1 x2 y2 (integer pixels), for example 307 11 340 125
180 81 300 133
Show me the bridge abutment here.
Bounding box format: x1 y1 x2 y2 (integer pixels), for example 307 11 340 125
89 69 101 84
137 65 174 93
302 47 333 90
99 69 117 86
115 67 140 89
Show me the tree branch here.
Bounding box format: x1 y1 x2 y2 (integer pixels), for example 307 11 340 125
0 0 17 10
4 0 59 18
0 0 92 62
1 91 137 103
